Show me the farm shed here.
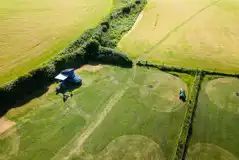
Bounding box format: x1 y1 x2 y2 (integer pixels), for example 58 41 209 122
55 68 82 84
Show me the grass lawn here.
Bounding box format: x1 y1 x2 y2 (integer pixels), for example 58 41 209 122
0 66 132 160
0 0 113 85
186 77 239 160
69 67 193 160
117 0 239 73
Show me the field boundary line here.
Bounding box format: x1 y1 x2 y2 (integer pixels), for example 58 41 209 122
144 0 222 54
51 66 137 160
173 71 203 160
136 61 239 77
120 11 144 40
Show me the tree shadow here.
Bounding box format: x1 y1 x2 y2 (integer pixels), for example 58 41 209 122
56 83 81 95
0 86 49 117
56 82 82 102
180 96 186 102
0 81 82 117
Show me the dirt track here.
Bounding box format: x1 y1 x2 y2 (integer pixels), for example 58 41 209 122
0 118 15 134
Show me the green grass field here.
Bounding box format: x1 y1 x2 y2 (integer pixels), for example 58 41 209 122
65 67 192 160
0 66 193 160
117 0 239 73
186 77 239 160
0 66 132 160
0 0 113 85
1 0 239 159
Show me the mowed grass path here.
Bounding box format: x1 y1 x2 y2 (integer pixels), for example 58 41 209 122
186 77 239 160
0 0 112 85
118 0 239 73
70 67 192 160
0 66 132 160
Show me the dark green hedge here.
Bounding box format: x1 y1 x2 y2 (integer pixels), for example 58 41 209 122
98 47 133 67
137 61 239 77
173 71 203 160
137 61 197 75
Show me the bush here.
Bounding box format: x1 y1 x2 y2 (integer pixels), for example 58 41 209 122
122 6 131 14
84 39 100 60
98 47 132 67
101 25 108 32
101 20 110 29
135 0 141 4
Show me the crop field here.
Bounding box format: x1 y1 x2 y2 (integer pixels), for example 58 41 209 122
0 0 112 85
1 0 239 160
0 66 193 160
186 77 239 160
118 0 239 73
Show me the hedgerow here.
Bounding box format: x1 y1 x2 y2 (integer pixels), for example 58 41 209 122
99 1 146 48
98 46 133 67
173 71 203 160
137 60 239 77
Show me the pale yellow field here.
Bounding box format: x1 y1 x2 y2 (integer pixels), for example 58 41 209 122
0 0 112 85
118 0 239 73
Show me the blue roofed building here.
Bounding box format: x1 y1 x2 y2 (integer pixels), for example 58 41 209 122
55 68 82 85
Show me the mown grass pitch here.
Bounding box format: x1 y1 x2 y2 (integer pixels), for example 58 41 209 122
186 77 239 160
0 0 112 85
118 0 239 73
69 67 191 160
0 66 193 160
0 66 132 160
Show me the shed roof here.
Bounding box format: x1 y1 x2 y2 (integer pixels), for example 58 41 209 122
61 68 74 74
55 73 68 81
